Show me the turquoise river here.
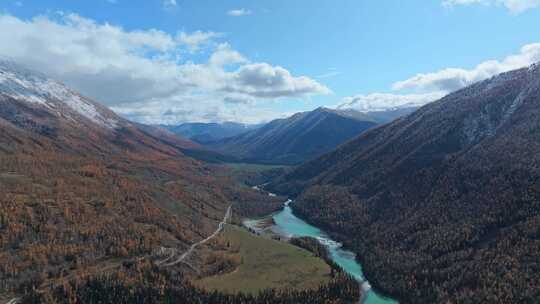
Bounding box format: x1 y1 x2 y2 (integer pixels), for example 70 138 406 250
256 199 398 304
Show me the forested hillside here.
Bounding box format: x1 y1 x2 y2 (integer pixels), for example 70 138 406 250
0 61 283 301
22 261 360 304
269 63 540 303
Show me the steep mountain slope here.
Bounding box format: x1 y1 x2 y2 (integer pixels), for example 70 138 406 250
0 60 281 298
269 63 540 303
208 107 378 165
363 107 419 124
165 122 259 144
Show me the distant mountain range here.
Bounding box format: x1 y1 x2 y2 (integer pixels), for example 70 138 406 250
206 107 380 165
269 63 540 303
160 106 416 166
163 122 260 144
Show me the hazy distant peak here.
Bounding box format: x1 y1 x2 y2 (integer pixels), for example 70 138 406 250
304 107 375 122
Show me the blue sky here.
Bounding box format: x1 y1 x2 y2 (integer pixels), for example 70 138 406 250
1 0 540 124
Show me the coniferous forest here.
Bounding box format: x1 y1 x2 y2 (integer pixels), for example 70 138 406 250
22 262 360 304
269 65 540 304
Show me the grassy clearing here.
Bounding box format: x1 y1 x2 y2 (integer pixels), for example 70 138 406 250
193 225 331 295
219 162 290 188
224 162 289 172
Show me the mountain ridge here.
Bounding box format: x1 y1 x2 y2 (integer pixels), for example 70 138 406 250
268 63 540 303
206 107 379 165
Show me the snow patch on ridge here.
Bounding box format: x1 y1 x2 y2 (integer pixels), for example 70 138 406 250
501 65 540 125
485 70 518 91
0 60 117 129
528 62 540 72
336 92 446 113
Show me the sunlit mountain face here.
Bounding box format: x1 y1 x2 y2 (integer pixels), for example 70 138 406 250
0 60 287 302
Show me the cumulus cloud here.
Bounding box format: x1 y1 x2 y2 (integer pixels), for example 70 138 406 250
112 96 282 124
442 0 540 13
339 43 540 113
208 43 247 67
224 63 331 98
336 92 446 112
0 13 184 104
0 13 328 124
227 9 252 16
392 43 540 92
177 30 222 52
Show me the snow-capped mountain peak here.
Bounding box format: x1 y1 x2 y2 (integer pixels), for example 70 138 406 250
0 60 118 129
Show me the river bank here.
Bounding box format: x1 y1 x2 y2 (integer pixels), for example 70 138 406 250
244 192 398 304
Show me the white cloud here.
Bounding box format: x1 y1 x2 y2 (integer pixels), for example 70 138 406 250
339 43 540 113
112 96 283 124
442 0 540 13
0 13 329 124
177 30 222 52
225 63 331 98
393 43 540 92
163 0 177 9
317 71 341 79
336 92 446 112
227 9 252 16
208 43 247 66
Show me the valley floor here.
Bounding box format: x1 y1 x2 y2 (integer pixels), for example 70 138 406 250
193 225 332 294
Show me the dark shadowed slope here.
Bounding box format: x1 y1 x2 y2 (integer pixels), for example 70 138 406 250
269 63 540 303
208 107 378 165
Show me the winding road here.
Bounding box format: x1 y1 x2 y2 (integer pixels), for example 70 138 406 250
3 207 232 304
159 206 232 267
